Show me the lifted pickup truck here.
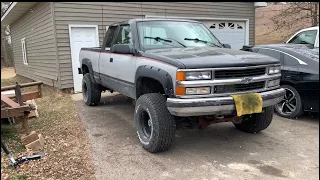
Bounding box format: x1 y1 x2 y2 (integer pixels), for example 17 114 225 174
79 19 285 153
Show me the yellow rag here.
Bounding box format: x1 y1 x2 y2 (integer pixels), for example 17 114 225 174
231 93 263 116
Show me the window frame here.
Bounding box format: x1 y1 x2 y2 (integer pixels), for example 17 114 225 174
288 30 317 45
103 25 119 49
113 24 132 46
21 38 28 65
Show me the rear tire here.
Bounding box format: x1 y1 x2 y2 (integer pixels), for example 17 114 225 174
134 93 176 153
234 106 273 133
82 73 101 106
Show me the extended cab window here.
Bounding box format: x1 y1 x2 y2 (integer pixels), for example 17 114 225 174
288 30 317 45
114 25 132 45
105 26 118 48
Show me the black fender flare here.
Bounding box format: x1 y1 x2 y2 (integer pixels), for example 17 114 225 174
135 65 175 98
81 58 94 74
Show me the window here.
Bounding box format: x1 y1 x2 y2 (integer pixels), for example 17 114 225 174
142 27 168 46
137 21 222 50
114 25 132 45
105 26 118 48
288 30 317 45
21 38 28 65
257 49 281 61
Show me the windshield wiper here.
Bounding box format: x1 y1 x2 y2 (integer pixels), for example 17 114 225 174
184 38 221 48
144 36 187 47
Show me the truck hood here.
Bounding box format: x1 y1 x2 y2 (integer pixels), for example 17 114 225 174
140 47 280 69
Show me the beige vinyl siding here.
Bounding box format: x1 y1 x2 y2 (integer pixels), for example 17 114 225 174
11 2 58 87
53 2 255 89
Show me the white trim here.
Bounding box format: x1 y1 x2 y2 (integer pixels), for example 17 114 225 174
254 2 267 7
68 24 100 46
68 24 100 92
259 47 308 65
106 26 109 32
21 37 28 65
1 2 17 22
144 15 250 45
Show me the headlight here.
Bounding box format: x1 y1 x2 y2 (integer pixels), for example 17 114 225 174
268 66 281 74
267 79 280 88
185 71 211 80
186 87 210 95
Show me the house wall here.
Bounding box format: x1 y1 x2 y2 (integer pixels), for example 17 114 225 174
53 2 255 89
10 2 59 87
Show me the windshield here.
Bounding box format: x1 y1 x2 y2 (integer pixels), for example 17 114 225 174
137 21 222 50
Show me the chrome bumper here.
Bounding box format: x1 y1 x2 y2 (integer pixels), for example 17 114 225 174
167 88 285 117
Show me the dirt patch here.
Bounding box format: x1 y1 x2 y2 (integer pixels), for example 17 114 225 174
1 68 16 79
1 75 95 180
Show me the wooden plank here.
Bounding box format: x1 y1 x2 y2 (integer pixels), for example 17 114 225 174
1 82 43 91
6 91 41 102
1 106 32 118
1 94 20 108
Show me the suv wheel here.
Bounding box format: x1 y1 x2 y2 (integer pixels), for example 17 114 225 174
233 106 273 133
134 93 175 153
274 85 304 118
82 73 101 106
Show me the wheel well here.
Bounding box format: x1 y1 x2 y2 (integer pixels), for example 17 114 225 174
136 77 165 99
82 64 89 74
280 80 297 89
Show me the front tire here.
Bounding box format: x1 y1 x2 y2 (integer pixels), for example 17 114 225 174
134 93 176 153
274 85 304 118
234 106 273 133
82 73 101 106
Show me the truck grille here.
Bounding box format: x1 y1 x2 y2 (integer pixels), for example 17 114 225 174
214 67 266 79
214 81 265 93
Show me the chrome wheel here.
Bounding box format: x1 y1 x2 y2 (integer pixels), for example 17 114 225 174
276 88 297 115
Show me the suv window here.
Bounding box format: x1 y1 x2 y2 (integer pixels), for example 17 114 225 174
105 26 118 48
257 48 282 61
288 30 317 45
114 25 132 45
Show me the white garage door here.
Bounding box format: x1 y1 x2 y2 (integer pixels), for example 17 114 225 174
69 25 99 93
203 21 246 50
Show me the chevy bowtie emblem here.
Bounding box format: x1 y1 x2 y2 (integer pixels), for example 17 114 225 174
241 77 253 84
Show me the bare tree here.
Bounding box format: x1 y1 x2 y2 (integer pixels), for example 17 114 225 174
1 2 14 68
271 2 319 39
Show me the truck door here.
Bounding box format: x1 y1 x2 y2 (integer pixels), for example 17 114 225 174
108 24 136 97
99 26 118 88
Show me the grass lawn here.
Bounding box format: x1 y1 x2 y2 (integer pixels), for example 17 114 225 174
1 73 95 180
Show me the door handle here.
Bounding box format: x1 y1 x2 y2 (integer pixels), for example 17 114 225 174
110 58 113 63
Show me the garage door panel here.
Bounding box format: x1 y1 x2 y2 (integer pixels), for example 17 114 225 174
203 20 246 50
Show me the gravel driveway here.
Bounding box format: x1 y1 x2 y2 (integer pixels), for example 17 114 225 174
72 92 319 180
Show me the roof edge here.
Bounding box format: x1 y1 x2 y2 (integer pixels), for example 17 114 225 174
1 2 17 22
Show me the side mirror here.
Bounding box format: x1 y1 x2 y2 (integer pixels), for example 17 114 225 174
222 44 231 49
111 44 134 54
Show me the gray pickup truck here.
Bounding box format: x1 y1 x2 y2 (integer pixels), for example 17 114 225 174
79 18 285 153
